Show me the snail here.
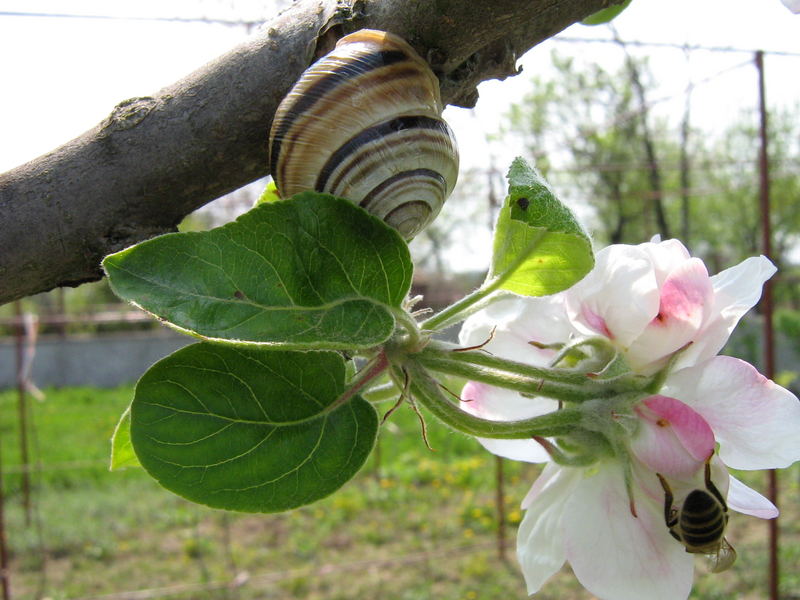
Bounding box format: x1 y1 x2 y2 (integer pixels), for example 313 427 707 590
268 29 459 240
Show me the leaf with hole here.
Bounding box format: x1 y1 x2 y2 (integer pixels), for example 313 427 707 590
489 157 594 296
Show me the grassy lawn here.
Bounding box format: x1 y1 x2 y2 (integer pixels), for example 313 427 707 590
0 385 797 599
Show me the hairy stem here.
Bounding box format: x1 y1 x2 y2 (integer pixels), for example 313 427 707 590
405 360 581 438
417 343 650 402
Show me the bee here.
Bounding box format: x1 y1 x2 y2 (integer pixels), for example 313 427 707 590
656 459 737 573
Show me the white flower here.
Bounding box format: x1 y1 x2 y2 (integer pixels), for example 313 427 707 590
458 240 800 599
563 238 776 373
781 0 800 14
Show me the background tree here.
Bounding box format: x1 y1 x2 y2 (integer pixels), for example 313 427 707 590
505 52 678 244
694 107 800 271
501 51 800 279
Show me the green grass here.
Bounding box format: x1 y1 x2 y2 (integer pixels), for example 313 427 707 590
0 386 798 599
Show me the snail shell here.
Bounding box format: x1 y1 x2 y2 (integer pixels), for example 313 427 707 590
269 29 459 239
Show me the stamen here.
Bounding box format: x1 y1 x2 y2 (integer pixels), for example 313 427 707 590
410 396 434 451
381 395 405 424
404 294 424 310
438 382 465 401
532 435 557 457
382 366 411 424
453 326 496 352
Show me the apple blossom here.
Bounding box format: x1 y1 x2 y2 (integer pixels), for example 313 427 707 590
563 238 777 373
781 0 800 14
458 239 800 600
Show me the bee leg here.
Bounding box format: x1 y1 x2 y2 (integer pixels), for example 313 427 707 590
656 473 679 528
703 456 727 508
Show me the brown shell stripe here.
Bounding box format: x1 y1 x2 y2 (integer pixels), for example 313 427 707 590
321 130 455 198
385 200 432 224
270 58 434 189
274 66 436 194
360 169 447 210
316 116 454 191
269 48 406 177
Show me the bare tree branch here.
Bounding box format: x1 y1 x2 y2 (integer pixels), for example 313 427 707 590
0 0 617 304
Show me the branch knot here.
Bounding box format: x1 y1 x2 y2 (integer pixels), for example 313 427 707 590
102 97 157 132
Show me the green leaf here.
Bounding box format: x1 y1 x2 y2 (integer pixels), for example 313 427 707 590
255 180 281 206
130 343 378 513
489 158 594 296
110 406 141 470
581 0 633 25
103 193 413 350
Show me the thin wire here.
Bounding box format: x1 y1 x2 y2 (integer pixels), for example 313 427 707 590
554 36 800 58
0 459 109 474
560 58 753 140
4 12 800 58
543 158 800 175
465 160 800 178
0 11 262 27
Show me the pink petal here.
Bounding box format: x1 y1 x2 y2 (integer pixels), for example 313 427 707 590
517 463 580 594
631 395 715 479
644 395 716 462
460 382 555 463
566 245 660 346
678 256 776 368
563 465 694 600
627 259 713 371
581 305 613 339
639 238 692 286
781 0 800 14
663 356 800 470
727 475 779 519
655 259 710 325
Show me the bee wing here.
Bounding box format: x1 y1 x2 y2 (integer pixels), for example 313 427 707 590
707 538 737 573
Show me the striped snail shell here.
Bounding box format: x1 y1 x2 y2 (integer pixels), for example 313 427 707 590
268 29 459 240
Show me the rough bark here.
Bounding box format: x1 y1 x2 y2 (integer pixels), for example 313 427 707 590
0 0 617 304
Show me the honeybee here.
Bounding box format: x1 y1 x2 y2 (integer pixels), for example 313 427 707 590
656 459 737 573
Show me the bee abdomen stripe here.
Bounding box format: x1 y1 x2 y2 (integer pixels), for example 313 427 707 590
683 529 724 546
681 513 725 544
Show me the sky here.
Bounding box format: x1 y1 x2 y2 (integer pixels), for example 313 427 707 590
448 0 800 168
1 0 798 268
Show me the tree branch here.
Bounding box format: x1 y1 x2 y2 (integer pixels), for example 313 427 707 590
0 0 616 304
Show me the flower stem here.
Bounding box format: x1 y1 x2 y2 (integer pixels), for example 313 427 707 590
335 352 390 409
427 342 588 384
363 382 399 404
417 343 650 403
404 359 581 438
419 286 498 332
421 230 550 332
391 307 426 350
